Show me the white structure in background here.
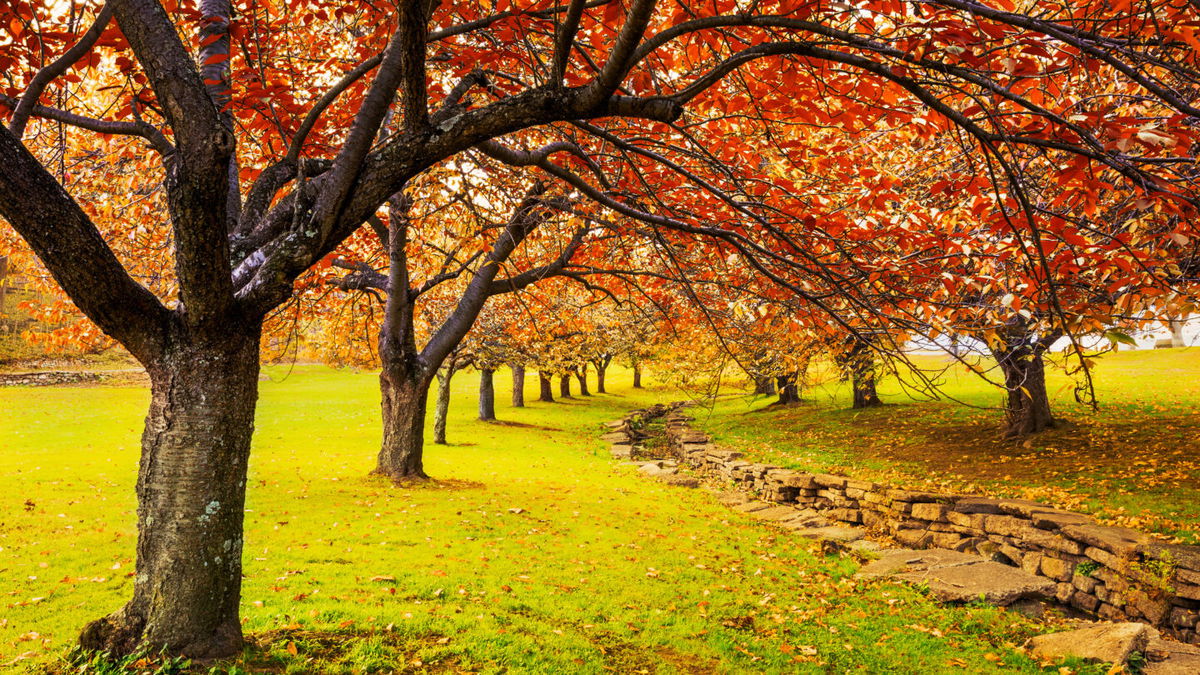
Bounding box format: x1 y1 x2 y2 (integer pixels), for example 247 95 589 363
907 317 1197 355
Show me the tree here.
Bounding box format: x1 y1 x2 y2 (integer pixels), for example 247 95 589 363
6 0 1200 659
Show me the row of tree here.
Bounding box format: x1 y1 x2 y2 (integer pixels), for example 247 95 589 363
3 0 1199 660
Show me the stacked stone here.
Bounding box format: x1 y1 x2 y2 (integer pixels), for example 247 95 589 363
0 370 102 386
659 414 1200 644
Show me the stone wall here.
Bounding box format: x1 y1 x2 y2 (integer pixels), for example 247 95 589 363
604 406 1200 645
0 370 104 386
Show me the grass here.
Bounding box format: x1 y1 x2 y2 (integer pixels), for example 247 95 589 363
0 364 1097 673
695 347 1200 544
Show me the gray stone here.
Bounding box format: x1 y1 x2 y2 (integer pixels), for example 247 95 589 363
659 474 700 488
858 548 1053 606
1027 622 1150 666
1144 632 1200 675
894 561 1054 605
793 526 865 543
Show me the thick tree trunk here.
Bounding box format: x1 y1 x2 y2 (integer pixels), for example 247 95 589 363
538 371 555 402
478 368 496 421
511 364 525 407
374 365 430 481
433 367 453 445
754 376 776 396
995 346 1055 438
776 376 800 405
559 373 572 398
575 365 590 396
633 361 643 388
79 328 260 659
595 365 606 393
851 371 881 409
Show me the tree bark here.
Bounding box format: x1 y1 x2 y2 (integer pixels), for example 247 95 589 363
375 365 431 480
776 375 800 405
79 327 260 659
511 364 525 407
433 366 453 444
559 373 572 398
851 370 881 409
595 364 607 393
538 371 555 402
632 361 643 388
478 368 496 421
575 365 590 396
995 350 1055 437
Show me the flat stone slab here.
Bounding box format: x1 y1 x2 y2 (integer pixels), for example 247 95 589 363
1145 632 1200 674
858 549 985 577
731 501 774 514
715 491 751 506
748 505 806 522
658 474 700 488
1028 622 1150 666
601 432 630 442
859 548 1054 606
793 526 865 543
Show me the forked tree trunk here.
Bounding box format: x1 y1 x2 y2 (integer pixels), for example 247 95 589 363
575 365 590 396
559 373 572 398
538 371 555 402
511 364 525 407
632 361 643 388
374 365 430 481
754 376 776 396
79 328 260 659
478 368 496 421
433 367 453 444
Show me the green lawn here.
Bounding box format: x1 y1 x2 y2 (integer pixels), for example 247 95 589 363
697 347 1200 544
0 365 1082 673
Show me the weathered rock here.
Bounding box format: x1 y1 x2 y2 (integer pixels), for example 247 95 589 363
731 501 773 513
793 526 865 543
1027 622 1150 666
1061 524 1148 556
1144 632 1200 675
749 505 806 522
659 474 700 488
715 491 751 507
858 549 986 577
859 548 1053 605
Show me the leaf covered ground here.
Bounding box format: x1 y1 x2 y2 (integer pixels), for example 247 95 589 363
699 347 1200 544
0 365 1117 673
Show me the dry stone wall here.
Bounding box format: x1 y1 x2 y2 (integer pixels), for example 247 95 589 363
0 370 104 386
604 405 1200 645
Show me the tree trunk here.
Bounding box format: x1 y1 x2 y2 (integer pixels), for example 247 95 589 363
575 365 590 396
374 365 430 481
79 328 260 659
632 361 643 388
994 345 1055 438
478 368 496 421
511 364 525 407
754 376 776 396
433 367 453 445
851 370 881 409
559 373 572 398
538 371 555 402
776 376 799 405
595 364 607 393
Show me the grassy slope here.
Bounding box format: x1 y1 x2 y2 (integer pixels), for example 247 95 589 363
0 366 1073 673
698 347 1200 543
